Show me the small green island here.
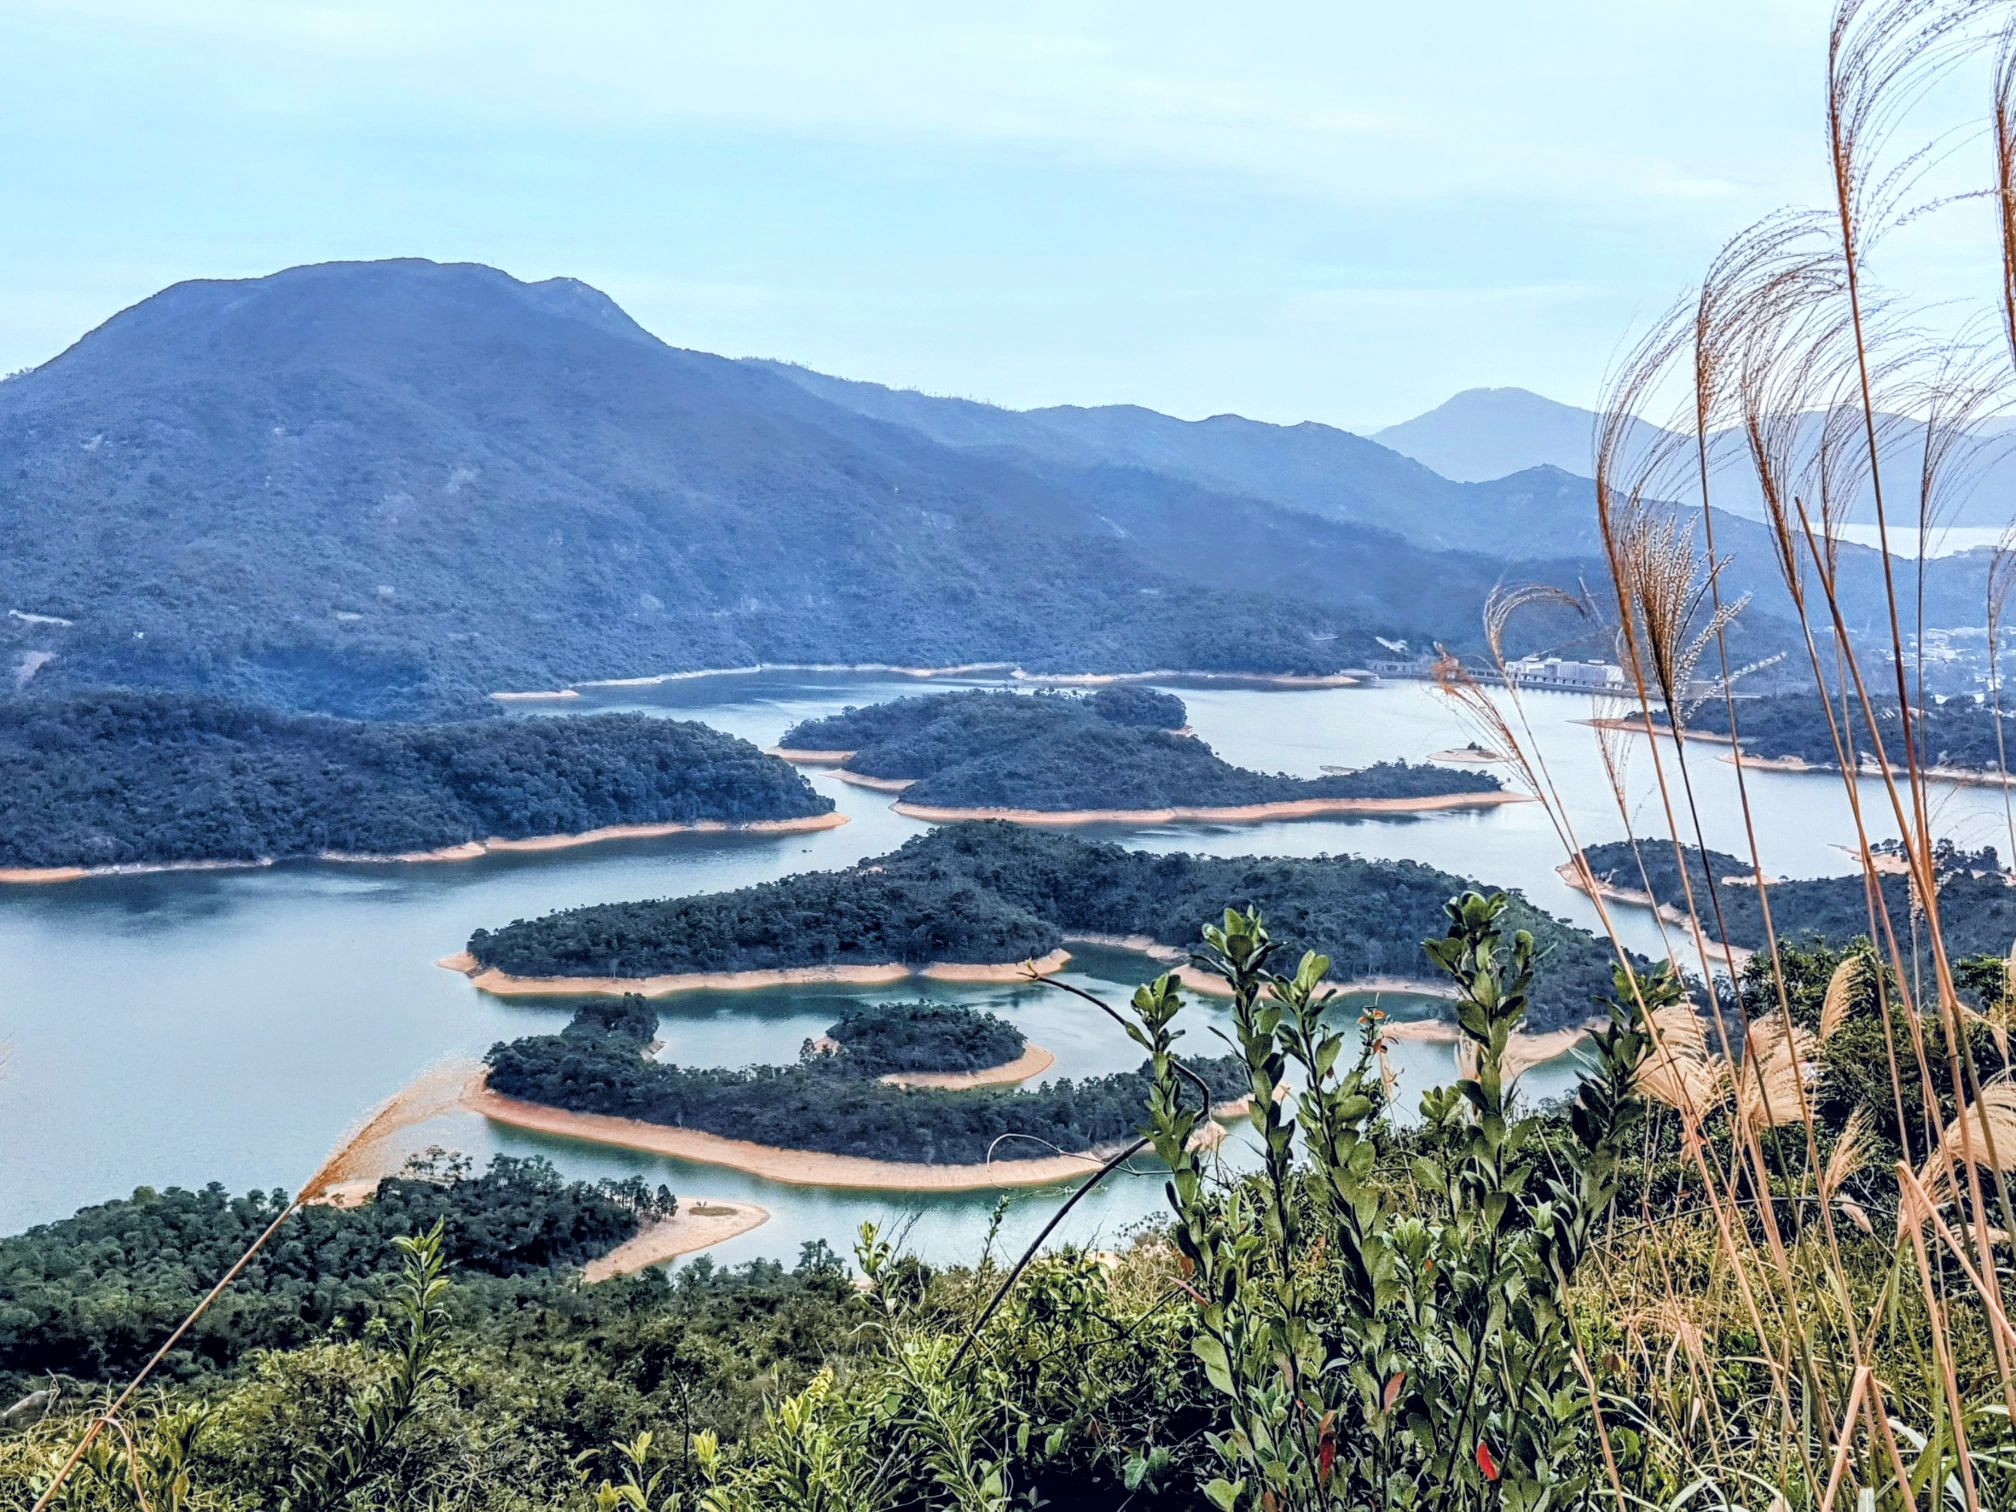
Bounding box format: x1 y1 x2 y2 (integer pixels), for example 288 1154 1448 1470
477 996 1245 1181
774 687 1509 821
1569 837 2016 966
457 821 1620 1032
0 689 838 880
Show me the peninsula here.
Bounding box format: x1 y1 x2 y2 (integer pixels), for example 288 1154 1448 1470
773 688 1510 822
0 690 836 880
1568 837 2016 970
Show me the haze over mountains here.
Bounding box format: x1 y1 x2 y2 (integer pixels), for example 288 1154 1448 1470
1378 387 2016 536
0 259 1985 718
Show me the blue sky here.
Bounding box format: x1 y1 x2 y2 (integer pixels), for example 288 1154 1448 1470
1 1 2001 428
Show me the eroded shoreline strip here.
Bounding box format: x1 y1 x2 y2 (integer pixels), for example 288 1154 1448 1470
437 947 1077 999
0 811 849 887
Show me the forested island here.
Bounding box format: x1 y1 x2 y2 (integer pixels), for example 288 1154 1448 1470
774 687 1506 820
816 1000 1028 1077
481 997 1243 1170
0 690 837 877
1634 693 2016 780
1573 837 2016 962
462 822 1620 1031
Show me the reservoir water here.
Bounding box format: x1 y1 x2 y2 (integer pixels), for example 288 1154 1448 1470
4 670 2007 1267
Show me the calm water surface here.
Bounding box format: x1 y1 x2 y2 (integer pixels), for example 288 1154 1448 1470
4 671 2007 1265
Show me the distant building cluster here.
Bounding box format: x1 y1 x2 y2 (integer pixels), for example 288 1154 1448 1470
1502 656 1625 694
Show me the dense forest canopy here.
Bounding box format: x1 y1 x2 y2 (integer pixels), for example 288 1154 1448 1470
484 999 1243 1165
1578 837 2016 961
0 1155 668 1393
0 690 831 870
778 686 1498 810
468 823 1620 1030
817 1000 1027 1075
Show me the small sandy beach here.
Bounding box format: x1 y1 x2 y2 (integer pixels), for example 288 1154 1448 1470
439 947 1075 998
464 1069 1125 1191
879 1043 1056 1089
767 746 857 764
1429 746 1505 764
890 790 1529 827
582 1201 771 1279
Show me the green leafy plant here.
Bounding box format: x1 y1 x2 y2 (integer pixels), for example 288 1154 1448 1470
1135 893 1649 1510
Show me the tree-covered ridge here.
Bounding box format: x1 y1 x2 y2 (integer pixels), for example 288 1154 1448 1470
0 690 832 870
817 1000 1026 1076
1578 837 2016 961
484 999 1243 1165
779 686 1499 810
1667 692 2016 774
0 1155 668 1393
467 823 1618 1030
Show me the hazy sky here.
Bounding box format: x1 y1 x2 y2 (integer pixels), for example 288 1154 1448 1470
3 1 2004 428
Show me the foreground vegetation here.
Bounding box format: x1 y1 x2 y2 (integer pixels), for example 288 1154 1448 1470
466 822 1620 1031
781 688 1498 812
0 691 832 871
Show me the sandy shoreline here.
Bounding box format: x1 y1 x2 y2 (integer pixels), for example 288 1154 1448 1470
768 746 856 764
0 812 849 886
1580 717 1736 746
582 1202 771 1279
439 947 1076 998
880 1043 1056 1089
1556 861 1754 973
889 790 1529 827
1429 747 1505 764
833 769 917 792
1724 751 2016 789
465 1070 1125 1191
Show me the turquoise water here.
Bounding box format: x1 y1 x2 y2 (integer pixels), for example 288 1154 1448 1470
3 670 2001 1266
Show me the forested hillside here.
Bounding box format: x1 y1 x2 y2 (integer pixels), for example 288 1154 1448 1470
467 822 1619 1029
0 259 1551 719
0 690 831 871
